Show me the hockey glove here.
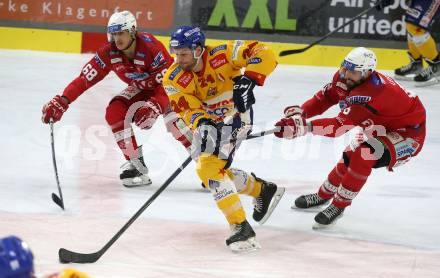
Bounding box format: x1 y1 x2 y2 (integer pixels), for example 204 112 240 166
134 98 162 130
274 115 309 139
191 118 220 159
233 75 256 113
42 95 69 124
375 0 394 11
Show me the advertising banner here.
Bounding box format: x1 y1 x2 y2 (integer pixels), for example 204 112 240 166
191 0 440 41
0 0 174 29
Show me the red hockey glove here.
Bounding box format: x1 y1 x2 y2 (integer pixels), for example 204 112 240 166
41 95 69 124
134 99 162 130
274 115 308 139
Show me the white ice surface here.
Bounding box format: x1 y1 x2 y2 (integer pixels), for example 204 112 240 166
0 49 439 278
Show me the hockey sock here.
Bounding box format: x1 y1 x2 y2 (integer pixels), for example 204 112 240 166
317 159 346 199
407 23 439 61
196 155 246 224
227 168 262 198
105 100 139 160
333 146 376 208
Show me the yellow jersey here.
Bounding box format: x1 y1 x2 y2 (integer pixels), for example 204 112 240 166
163 40 277 129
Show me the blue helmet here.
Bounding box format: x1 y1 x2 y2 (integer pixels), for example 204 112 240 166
169 26 205 52
0 236 34 278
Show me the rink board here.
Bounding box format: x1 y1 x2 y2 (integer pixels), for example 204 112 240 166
1 26 408 70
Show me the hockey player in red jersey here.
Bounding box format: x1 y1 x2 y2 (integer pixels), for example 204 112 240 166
41 11 173 187
274 47 426 228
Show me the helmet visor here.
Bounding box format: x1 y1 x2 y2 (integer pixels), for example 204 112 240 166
107 24 123 34
341 59 357 71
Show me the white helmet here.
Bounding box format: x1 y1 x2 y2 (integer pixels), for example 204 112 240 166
107 11 137 42
342 47 377 77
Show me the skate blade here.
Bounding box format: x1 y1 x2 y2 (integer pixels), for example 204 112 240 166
414 78 440 87
312 214 343 230
258 187 286 225
290 200 330 212
122 176 152 188
394 75 415 81
229 237 261 253
312 222 337 230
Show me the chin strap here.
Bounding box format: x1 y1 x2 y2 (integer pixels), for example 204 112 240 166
122 37 136 51
191 47 205 70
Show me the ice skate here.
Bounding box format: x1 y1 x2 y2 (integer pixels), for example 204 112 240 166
394 52 423 81
292 193 330 210
120 155 152 187
226 220 261 252
251 173 285 225
414 56 440 87
312 204 344 229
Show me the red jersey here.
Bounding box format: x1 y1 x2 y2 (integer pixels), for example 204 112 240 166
62 32 173 103
302 70 426 137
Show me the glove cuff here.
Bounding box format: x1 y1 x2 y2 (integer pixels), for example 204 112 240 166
244 71 265 86
284 105 303 117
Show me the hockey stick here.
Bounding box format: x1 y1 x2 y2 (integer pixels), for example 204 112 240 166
50 120 65 210
58 127 277 264
279 1 382 56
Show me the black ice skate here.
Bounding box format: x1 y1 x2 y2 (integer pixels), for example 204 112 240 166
414 56 440 87
251 173 285 224
120 152 152 187
293 193 330 209
394 52 423 81
313 204 345 229
226 220 261 252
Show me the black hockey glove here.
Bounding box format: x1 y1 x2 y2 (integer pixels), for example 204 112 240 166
191 118 221 159
233 75 256 113
375 0 394 11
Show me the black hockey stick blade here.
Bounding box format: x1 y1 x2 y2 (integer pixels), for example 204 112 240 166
279 47 310 56
51 193 65 210
59 248 100 264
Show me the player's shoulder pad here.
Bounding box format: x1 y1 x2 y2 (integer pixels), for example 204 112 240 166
163 64 195 95
93 43 113 69
369 71 385 87
164 64 183 82
207 44 229 70
137 32 155 44
208 44 228 56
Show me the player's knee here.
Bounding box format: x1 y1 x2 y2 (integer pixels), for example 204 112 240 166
196 155 228 184
407 23 430 45
343 143 376 167
348 145 380 172
105 100 127 127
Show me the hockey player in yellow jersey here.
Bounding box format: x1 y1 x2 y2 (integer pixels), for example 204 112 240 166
163 26 285 252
